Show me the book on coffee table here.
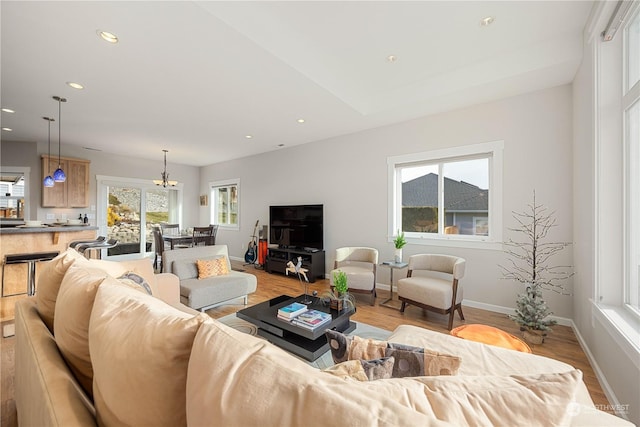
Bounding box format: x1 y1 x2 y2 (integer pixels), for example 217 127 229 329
277 302 308 319
291 309 331 330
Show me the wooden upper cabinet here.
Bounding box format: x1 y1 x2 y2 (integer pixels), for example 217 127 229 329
42 155 90 208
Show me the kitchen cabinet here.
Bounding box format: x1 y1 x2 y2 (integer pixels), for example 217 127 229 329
41 155 90 208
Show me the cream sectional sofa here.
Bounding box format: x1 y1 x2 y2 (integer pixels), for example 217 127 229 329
14 249 633 427
162 245 257 311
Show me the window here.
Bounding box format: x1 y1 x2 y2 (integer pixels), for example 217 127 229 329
388 141 503 249
210 179 239 229
625 7 640 314
97 176 182 259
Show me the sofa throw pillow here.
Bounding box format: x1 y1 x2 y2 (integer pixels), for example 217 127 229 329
325 330 387 363
172 257 222 281
53 262 112 398
323 357 395 381
325 330 461 377
89 279 207 427
385 343 461 377
117 272 152 295
35 248 83 333
197 257 229 279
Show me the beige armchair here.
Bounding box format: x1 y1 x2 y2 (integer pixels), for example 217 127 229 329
330 247 378 305
397 254 466 330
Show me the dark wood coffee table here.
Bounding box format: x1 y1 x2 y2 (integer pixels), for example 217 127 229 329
236 294 355 361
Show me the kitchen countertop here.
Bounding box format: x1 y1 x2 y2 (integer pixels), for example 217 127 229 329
0 225 99 234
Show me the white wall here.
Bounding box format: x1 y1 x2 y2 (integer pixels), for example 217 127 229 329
200 84 575 319
572 8 640 424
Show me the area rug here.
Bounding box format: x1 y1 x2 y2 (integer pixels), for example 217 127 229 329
216 313 391 369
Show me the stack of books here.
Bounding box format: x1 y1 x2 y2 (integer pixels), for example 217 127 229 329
291 309 332 330
277 302 308 321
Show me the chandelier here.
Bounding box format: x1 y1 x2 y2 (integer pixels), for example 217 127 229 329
153 149 177 188
43 116 55 187
52 96 67 182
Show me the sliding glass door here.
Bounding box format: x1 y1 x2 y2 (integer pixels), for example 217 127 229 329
97 176 181 259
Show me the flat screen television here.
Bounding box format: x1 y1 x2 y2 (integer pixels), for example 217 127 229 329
269 204 323 250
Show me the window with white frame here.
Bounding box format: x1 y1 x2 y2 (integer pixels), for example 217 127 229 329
388 141 503 248
625 6 640 314
210 179 239 229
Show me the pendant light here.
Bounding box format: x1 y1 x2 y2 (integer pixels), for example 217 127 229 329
52 96 67 182
43 116 55 187
153 149 178 187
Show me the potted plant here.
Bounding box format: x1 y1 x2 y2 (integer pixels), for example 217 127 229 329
393 230 407 263
326 270 355 312
499 192 573 345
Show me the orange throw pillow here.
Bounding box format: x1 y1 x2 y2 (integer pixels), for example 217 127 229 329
450 324 532 353
196 257 229 279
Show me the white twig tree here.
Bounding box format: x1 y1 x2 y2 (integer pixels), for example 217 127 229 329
500 192 573 332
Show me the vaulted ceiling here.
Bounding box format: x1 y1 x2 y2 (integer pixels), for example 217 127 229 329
1 1 594 166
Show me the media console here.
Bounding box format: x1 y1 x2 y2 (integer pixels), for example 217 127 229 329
266 247 325 283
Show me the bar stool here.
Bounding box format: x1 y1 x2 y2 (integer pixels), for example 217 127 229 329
79 239 118 259
69 236 106 249
1 251 60 297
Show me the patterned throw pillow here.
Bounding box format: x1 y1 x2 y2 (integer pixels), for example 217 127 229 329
197 257 229 279
385 342 461 376
325 330 461 377
322 357 395 381
117 272 153 295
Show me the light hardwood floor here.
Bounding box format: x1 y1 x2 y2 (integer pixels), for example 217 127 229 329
0 260 613 426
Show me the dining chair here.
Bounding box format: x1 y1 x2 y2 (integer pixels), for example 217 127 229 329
160 223 189 249
152 228 164 271
160 223 181 236
192 226 214 246
209 224 219 245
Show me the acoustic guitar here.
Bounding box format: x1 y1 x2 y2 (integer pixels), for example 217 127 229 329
244 220 259 264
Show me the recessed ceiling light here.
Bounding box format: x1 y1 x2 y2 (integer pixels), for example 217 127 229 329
297 119 305 124
1 108 15 113
387 55 397 63
480 16 495 27
245 135 253 139
2 127 13 132
67 82 84 90
277 144 285 148
97 30 118 43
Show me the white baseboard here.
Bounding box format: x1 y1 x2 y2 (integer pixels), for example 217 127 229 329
462 299 573 327
570 320 630 420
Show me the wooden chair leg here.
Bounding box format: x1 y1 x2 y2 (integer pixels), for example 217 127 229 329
457 305 465 320
447 310 455 330
400 301 407 313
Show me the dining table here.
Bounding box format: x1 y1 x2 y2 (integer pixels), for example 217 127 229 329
162 234 193 249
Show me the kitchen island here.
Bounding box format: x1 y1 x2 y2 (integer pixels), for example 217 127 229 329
0 225 98 321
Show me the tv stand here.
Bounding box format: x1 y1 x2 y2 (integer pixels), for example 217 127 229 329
266 247 325 283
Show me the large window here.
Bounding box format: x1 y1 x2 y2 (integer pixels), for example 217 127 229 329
210 179 239 229
388 141 503 248
625 7 640 314
97 176 182 259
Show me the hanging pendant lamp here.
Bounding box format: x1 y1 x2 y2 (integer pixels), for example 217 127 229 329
153 149 178 188
52 96 67 182
43 116 56 187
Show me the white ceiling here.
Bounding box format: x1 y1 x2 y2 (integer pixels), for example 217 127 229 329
1 1 594 167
